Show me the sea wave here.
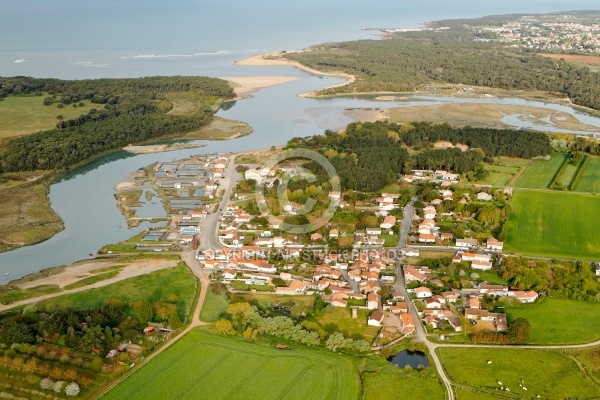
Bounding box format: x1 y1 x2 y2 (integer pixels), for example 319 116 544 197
71 61 109 68
14 59 30 63
120 50 231 60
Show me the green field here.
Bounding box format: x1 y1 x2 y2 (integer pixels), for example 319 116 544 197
506 298 600 344
454 387 507 400
553 160 579 188
0 94 96 138
200 285 229 322
504 189 600 259
514 152 566 189
438 348 600 399
35 263 196 320
573 155 600 193
362 374 445 400
102 329 360 400
481 158 530 186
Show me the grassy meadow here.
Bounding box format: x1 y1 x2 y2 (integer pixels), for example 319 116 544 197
506 298 600 344
35 263 196 320
504 189 600 259
438 348 600 399
0 94 96 138
513 152 566 189
102 329 360 400
362 374 445 400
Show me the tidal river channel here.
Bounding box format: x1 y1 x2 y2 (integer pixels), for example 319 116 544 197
2 70 600 284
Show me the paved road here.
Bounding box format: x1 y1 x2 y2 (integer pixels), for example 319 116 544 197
393 199 456 399
198 156 240 251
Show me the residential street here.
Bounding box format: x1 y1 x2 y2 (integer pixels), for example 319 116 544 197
198 155 240 250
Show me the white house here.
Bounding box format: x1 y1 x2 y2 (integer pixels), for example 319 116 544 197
415 287 433 298
244 169 262 182
367 292 381 310
380 215 396 230
486 238 504 251
477 192 493 201
472 260 493 271
456 238 478 248
368 310 385 327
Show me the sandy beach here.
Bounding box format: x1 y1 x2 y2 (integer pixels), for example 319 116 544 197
235 52 356 97
223 76 302 98
123 143 203 155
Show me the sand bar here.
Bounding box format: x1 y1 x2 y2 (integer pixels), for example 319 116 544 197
222 76 302 98
235 52 355 97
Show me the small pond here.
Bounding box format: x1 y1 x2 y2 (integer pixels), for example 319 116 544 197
388 350 430 369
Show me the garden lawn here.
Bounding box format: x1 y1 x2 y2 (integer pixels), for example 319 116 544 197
514 152 566 189
362 374 445 400
234 293 315 318
315 307 380 342
505 298 600 344
102 329 360 400
573 155 600 193
438 348 600 400
504 189 600 259
35 263 196 320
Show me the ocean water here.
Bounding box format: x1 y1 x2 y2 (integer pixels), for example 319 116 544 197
1 0 599 79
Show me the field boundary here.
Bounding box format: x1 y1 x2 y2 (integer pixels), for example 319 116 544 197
505 160 532 187
569 155 589 191
548 153 570 189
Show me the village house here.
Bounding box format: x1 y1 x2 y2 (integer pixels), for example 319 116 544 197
486 238 504 251
368 310 385 327
423 206 437 220
276 280 309 295
367 292 381 310
477 192 493 201
472 259 493 271
415 287 433 298
400 313 415 334
464 309 508 332
512 290 539 303
456 238 479 249
380 215 396 230
418 233 436 244
331 293 348 308
402 248 420 257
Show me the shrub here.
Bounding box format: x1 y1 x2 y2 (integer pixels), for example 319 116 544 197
40 378 54 390
53 381 65 393
64 382 80 397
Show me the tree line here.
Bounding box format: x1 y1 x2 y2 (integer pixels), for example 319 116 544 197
0 76 235 172
286 121 551 192
284 31 600 111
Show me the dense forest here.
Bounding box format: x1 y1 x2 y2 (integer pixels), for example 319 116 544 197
0 76 235 172
284 31 600 110
288 121 551 191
